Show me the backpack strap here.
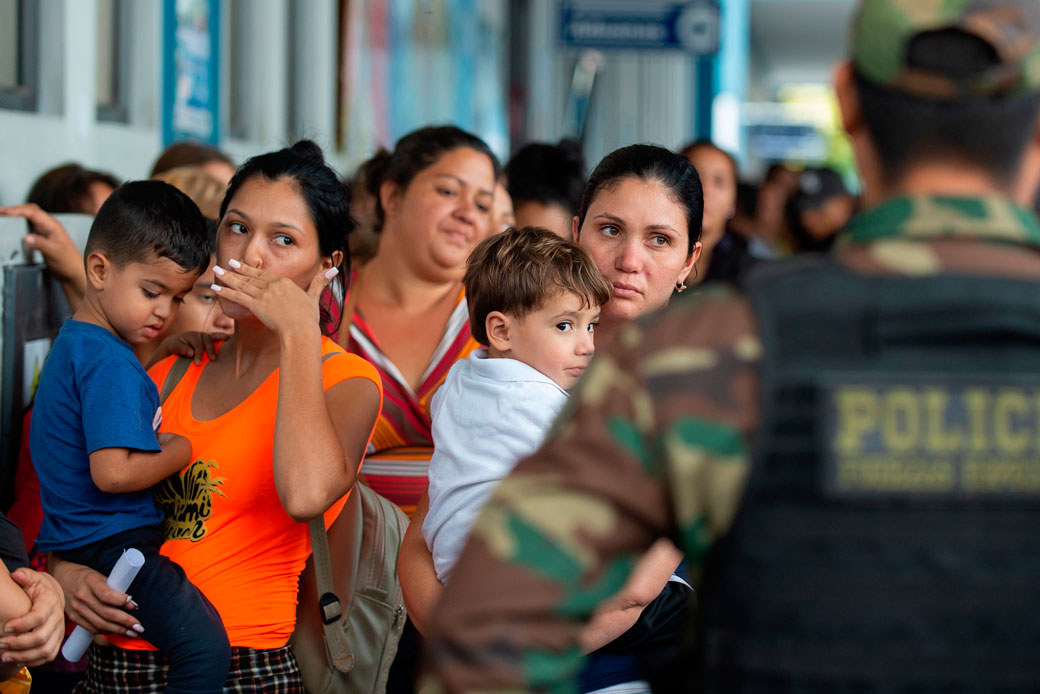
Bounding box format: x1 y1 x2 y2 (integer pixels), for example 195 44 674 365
158 357 192 405
307 347 358 673
308 517 356 672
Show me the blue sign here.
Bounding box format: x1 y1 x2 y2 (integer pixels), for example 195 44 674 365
161 0 220 146
559 1 719 53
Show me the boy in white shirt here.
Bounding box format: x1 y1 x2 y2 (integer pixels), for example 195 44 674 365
423 226 611 582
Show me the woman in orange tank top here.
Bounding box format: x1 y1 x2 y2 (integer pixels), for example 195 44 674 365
49 142 382 693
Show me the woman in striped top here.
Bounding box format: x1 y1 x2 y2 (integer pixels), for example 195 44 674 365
330 126 500 516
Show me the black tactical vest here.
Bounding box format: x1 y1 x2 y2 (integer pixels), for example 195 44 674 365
695 256 1040 693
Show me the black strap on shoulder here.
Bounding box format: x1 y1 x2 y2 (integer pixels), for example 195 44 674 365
158 357 192 405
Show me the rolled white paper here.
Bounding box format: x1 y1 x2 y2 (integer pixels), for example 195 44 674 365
61 548 145 662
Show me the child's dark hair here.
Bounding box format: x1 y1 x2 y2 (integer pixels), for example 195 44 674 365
368 126 501 232
578 144 704 256
464 226 611 346
220 140 354 273
84 180 210 273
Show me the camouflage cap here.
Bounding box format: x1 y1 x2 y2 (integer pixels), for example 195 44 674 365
852 0 1040 100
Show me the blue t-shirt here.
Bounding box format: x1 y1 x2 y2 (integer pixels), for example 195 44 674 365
31 320 163 552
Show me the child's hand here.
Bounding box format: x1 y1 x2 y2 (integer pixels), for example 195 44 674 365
147 331 228 369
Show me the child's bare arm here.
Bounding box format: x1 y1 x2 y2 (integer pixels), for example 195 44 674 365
88 433 192 493
0 566 32 680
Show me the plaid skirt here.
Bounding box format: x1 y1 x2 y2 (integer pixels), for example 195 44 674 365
73 644 305 694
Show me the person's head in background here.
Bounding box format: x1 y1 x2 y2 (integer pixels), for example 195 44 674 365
491 179 515 234
347 148 392 267
786 168 856 252
151 140 236 188
505 139 585 238
681 140 738 261
370 125 500 283
464 226 610 389
755 163 798 248
835 1 1040 208
26 163 120 215
729 182 759 240
152 165 225 220
217 140 353 334
572 144 702 336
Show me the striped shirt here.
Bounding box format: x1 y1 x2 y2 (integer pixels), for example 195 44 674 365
342 283 481 516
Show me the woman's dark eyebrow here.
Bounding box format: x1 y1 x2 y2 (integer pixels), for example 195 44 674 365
226 208 301 232
595 212 677 233
435 173 494 198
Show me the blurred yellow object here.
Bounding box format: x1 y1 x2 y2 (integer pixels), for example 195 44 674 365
0 667 30 694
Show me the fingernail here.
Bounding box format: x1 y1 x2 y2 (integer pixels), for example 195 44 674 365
324 267 339 280
128 600 139 610
3 627 12 635
212 265 225 276
23 235 34 245
228 258 242 269
1 655 10 663
125 629 139 638
132 624 145 634
210 284 222 292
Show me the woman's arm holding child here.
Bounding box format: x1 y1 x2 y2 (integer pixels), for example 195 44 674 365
398 493 444 635
48 555 141 638
88 433 192 493
578 538 683 653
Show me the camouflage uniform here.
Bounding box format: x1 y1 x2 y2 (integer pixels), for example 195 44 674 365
426 2 1040 692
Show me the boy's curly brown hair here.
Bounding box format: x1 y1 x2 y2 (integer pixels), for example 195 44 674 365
464 226 611 346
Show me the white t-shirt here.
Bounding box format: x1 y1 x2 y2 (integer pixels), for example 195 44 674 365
423 348 568 583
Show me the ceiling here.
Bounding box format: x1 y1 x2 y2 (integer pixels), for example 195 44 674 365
748 0 857 95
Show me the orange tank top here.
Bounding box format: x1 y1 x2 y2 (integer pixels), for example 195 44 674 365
112 338 381 650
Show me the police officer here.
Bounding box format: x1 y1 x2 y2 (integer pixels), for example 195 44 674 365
428 0 1040 691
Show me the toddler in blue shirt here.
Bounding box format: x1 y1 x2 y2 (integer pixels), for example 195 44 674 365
31 181 230 693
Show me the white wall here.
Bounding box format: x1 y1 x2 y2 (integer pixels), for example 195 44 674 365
0 0 347 205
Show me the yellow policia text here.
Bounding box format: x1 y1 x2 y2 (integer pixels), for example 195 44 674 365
828 384 1040 495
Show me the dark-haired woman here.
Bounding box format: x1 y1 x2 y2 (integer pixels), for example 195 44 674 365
26 163 120 215
506 139 585 238
400 144 703 693
49 141 383 693
328 125 500 518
